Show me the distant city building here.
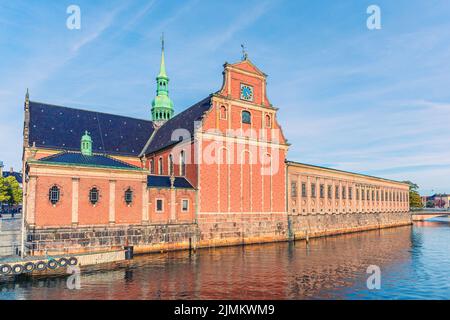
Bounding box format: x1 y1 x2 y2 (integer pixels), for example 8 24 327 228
0 162 23 187
422 194 450 209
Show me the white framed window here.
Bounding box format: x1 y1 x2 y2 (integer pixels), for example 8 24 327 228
181 199 189 212
49 185 60 205
156 199 164 212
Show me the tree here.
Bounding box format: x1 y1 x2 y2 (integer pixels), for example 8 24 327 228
402 180 423 209
0 177 10 203
4 176 22 205
426 200 435 208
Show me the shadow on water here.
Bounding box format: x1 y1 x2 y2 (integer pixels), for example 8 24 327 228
1 221 449 300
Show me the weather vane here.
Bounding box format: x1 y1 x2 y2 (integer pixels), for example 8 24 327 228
241 44 248 61
161 32 165 50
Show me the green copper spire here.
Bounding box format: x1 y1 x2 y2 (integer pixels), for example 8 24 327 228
151 34 174 123
81 131 93 156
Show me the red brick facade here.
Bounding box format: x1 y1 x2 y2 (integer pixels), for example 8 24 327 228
22 58 410 255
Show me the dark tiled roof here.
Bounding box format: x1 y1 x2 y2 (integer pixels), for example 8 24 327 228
147 175 194 189
36 152 141 170
2 171 23 184
28 101 154 156
144 96 212 155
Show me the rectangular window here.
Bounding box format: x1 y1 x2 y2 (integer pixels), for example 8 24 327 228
362 190 365 200
356 189 360 200
182 199 189 212
301 183 307 197
311 183 316 198
342 187 346 199
367 190 370 201
327 185 332 199
320 184 325 198
372 190 375 201
349 187 353 200
156 199 163 212
291 182 297 198
376 191 379 201
335 186 339 199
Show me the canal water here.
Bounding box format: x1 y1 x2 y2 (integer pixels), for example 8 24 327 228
1 218 449 300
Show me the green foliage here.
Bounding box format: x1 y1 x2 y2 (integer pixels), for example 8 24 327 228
0 176 22 205
402 180 423 209
0 177 10 203
426 200 435 208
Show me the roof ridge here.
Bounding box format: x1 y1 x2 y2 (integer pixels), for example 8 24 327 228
286 160 408 185
158 95 212 128
29 100 153 123
143 95 212 155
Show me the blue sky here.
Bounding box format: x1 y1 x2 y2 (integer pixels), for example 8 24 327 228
1 0 449 195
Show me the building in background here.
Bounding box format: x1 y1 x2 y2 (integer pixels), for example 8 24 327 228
421 194 450 209
20 42 411 256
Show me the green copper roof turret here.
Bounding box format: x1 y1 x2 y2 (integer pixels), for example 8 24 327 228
81 131 93 156
151 34 174 123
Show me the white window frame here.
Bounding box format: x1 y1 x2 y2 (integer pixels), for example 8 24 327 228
156 198 164 212
181 199 189 212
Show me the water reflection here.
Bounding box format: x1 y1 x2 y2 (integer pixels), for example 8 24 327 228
1 218 449 300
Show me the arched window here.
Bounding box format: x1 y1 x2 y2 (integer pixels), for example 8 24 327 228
125 188 133 205
49 185 60 205
220 106 227 120
265 114 272 128
158 157 163 175
242 111 251 124
168 154 174 176
150 159 154 174
180 150 186 176
89 187 99 205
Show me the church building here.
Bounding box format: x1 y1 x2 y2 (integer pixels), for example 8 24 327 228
21 41 410 256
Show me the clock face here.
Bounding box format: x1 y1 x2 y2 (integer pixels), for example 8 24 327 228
240 84 254 101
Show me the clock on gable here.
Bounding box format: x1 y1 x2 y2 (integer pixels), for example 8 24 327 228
240 84 254 102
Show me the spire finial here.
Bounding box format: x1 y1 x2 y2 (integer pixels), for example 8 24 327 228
161 32 165 51
25 88 29 101
241 44 248 61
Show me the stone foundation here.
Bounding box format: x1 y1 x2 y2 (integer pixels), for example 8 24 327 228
26 212 412 256
288 211 412 240
196 212 289 248
27 223 199 256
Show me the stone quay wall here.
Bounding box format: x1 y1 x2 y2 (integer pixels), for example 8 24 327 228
26 211 411 256
27 223 200 256
196 213 289 248
288 211 412 240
